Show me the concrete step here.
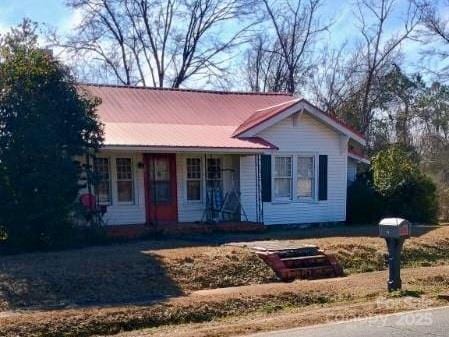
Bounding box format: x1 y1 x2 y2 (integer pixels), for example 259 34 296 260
257 249 344 282
281 255 329 268
276 247 321 258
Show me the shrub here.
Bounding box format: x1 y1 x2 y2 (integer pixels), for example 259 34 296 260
371 146 438 224
384 174 438 223
347 173 384 224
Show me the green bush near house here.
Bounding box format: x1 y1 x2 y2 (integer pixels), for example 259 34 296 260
347 145 438 224
347 172 384 225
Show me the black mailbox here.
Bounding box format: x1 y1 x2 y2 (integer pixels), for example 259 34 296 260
379 218 411 292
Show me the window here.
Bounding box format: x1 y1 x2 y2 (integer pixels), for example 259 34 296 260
206 158 222 190
274 156 292 199
297 156 315 198
186 158 202 201
94 157 111 204
151 157 171 203
116 158 134 203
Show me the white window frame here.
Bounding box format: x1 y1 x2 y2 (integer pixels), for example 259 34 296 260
272 155 293 201
206 157 223 191
115 157 135 205
271 153 319 203
296 155 316 201
185 157 203 203
94 156 112 206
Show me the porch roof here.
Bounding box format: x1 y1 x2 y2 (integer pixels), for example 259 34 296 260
103 122 277 151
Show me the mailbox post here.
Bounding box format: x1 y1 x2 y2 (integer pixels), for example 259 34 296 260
379 218 411 292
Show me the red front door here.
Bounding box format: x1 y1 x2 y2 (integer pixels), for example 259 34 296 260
144 154 178 224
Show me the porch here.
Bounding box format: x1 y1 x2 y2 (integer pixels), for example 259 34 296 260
85 150 264 229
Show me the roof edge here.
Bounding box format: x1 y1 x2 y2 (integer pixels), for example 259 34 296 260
348 148 370 164
80 83 294 97
233 98 366 145
232 99 301 137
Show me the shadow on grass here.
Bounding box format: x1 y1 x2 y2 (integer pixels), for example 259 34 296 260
173 223 442 246
0 223 444 311
0 241 185 310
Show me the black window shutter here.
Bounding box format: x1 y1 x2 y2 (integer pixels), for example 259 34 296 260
318 155 328 201
261 155 272 202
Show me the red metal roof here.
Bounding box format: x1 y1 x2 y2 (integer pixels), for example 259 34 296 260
81 84 364 150
84 84 293 125
82 84 292 150
104 123 277 150
233 99 301 136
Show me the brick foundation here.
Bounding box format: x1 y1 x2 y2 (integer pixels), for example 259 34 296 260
105 222 266 239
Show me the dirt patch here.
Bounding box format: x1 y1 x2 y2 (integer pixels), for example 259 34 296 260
1 265 449 337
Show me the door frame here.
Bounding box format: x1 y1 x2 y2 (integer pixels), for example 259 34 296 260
143 153 178 225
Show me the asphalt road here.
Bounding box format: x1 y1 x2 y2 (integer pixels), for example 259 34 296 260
244 306 449 337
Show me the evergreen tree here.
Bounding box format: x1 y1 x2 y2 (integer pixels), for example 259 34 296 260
0 20 103 250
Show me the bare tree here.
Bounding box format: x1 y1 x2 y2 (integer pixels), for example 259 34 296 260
53 0 256 87
413 0 449 80
350 0 419 137
245 0 331 94
309 44 359 115
246 34 287 92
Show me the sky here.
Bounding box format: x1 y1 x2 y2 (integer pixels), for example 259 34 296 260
0 0 444 84
0 0 74 33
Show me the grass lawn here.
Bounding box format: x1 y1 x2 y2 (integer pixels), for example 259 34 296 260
1 224 449 336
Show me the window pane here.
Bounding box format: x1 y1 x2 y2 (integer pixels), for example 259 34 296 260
187 158 201 179
94 158 111 204
116 158 134 202
116 158 132 180
117 181 133 202
153 158 169 181
274 157 292 177
96 181 110 204
298 157 314 178
274 178 291 198
297 157 314 198
206 158 222 192
153 181 170 203
187 181 201 201
207 158 221 180
297 178 313 197
186 158 202 201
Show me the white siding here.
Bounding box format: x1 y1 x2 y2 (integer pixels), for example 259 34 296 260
240 155 258 222
80 151 146 226
82 111 350 226
254 113 348 225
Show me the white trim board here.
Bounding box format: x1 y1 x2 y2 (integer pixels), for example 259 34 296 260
236 100 366 146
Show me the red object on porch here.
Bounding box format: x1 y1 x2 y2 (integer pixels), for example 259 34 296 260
79 193 96 210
